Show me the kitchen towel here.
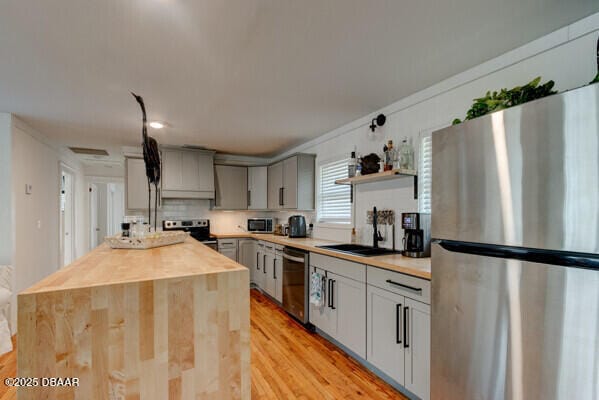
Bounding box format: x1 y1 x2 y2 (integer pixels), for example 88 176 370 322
310 271 325 307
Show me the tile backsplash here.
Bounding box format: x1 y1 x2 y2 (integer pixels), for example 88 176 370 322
126 199 315 234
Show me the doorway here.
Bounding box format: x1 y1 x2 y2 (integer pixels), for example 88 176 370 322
90 180 124 248
59 165 75 268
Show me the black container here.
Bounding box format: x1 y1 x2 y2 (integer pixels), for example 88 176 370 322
288 215 307 238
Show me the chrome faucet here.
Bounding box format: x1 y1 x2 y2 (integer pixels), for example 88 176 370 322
372 207 383 248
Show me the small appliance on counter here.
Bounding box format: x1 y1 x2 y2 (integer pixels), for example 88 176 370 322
247 218 274 233
288 215 307 238
401 212 431 257
162 219 218 251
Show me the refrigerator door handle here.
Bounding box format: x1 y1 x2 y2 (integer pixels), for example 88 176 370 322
437 240 599 271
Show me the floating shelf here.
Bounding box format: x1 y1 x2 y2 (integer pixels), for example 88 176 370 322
335 168 417 185
335 168 419 199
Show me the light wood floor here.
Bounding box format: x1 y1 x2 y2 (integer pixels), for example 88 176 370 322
0 290 405 399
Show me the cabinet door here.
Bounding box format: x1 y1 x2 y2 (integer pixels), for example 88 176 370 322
219 247 237 261
197 152 215 193
332 273 366 358
267 162 283 209
367 285 405 385
239 240 256 282
255 246 265 288
263 252 276 298
283 156 298 209
405 298 430 400
126 157 159 210
214 165 248 209
161 149 185 191
309 269 337 337
274 254 283 303
248 166 268 210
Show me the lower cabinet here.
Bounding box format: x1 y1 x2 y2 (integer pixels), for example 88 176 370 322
367 284 430 400
238 239 256 281
261 243 283 303
308 257 366 359
217 238 238 261
255 242 266 288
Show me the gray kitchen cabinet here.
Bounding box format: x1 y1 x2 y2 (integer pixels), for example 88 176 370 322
333 272 366 358
161 148 215 199
255 242 266 289
214 165 248 210
366 266 430 400
268 154 315 210
248 166 268 210
404 298 430 400
309 267 337 338
238 239 256 282
273 247 283 303
262 243 282 303
217 238 238 261
367 284 406 385
126 157 160 210
267 162 283 209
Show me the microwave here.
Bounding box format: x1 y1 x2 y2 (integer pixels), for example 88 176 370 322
247 218 274 233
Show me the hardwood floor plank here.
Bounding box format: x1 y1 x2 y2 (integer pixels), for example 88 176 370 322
1 290 407 399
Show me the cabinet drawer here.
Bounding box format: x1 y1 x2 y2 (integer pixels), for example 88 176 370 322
367 266 430 304
310 253 365 283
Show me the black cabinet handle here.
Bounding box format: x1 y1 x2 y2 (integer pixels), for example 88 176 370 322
327 279 332 308
396 303 402 344
256 253 259 270
403 306 410 349
386 279 422 292
248 190 251 206
263 254 267 274
273 258 277 279
330 280 336 310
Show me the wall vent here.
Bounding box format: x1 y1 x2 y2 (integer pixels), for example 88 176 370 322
69 147 109 156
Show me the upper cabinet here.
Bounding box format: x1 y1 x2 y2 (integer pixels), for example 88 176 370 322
214 165 248 210
248 166 268 210
161 148 215 199
268 154 315 210
126 157 160 210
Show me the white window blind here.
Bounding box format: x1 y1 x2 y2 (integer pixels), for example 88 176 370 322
419 134 432 213
319 158 351 223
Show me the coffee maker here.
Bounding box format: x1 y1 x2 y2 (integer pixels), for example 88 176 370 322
401 212 431 258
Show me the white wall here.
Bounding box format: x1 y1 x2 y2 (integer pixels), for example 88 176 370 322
9 118 88 331
0 114 13 267
276 13 599 246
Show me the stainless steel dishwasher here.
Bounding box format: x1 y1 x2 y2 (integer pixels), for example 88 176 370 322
282 247 309 324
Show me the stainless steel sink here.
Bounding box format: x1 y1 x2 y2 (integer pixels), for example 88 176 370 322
317 244 401 257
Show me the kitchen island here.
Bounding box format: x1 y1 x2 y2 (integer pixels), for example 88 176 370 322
17 238 250 400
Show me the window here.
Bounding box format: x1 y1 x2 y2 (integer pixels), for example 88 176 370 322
318 158 351 224
419 133 432 213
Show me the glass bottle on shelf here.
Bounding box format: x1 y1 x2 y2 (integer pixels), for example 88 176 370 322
384 140 394 171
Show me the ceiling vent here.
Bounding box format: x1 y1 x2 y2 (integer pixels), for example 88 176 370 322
69 147 109 156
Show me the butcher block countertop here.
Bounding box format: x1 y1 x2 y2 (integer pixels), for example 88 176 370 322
22 237 245 294
212 233 431 280
18 237 250 399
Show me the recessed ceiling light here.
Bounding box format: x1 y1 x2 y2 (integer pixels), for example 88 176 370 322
149 121 164 129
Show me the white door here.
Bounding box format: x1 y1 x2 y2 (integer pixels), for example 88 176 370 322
309 268 337 337
107 183 125 236
405 298 430 400
333 272 366 358
60 169 75 267
367 284 406 385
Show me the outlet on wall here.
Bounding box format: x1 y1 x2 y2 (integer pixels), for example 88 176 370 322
25 184 32 195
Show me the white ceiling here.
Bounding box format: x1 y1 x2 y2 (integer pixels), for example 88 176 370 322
1 1 597 158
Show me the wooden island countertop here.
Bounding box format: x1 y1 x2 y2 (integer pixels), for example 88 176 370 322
18 238 250 400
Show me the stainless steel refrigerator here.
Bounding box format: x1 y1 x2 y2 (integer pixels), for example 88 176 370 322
431 83 599 400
